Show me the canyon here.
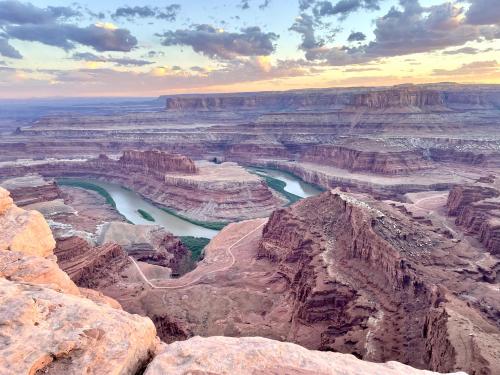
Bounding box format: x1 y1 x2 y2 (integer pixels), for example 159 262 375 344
1 83 499 374
0 150 285 222
0 187 463 375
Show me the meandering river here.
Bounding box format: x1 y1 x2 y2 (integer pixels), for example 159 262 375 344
66 179 219 239
247 167 322 198
65 169 320 239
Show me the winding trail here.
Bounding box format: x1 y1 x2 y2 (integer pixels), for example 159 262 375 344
129 220 266 290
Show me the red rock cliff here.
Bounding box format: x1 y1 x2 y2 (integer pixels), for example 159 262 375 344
258 190 500 374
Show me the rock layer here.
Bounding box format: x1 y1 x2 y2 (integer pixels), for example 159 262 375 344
146 336 464 375
447 178 500 254
0 153 284 221
0 187 459 375
0 187 55 257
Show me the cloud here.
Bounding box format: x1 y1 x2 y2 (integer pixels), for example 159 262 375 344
312 0 380 19
158 24 278 59
145 50 165 58
432 60 499 75
299 0 316 11
300 0 500 66
259 0 272 9
466 0 500 25
112 4 181 21
442 46 483 54
0 55 311 97
0 0 79 25
239 1 250 10
0 38 21 58
6 23 137 52
290 13 324 50
71 52 153 66
347 31 366 42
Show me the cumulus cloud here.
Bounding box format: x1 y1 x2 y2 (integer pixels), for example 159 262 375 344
312 0 380 19
347 31 366 42
299 0 500 65
158 25 278 59
0 37 21 58
259 0 272 9
299 0 316 11
466 0 500 25
239 1 250 10
0 0 79 25
0 1 138 55
290 13 324 50
112 4 181 21
6 23 137 52
442 46 484 54
71 52 153 66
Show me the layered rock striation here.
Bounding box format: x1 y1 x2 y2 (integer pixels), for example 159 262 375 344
0 186 459 375
258 191 500 374
447 178 500 254
0 152 285 221
0 187 159 374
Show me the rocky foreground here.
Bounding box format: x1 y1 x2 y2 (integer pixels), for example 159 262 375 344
0 186 460 374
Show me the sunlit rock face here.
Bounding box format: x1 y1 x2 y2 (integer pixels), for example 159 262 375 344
0 187 491 375
145 336 466 375
0 187 159 375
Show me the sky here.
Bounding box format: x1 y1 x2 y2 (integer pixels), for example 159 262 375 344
0 0 499 98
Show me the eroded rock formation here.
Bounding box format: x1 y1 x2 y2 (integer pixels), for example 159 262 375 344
0 152 285 221
0 187 458 375
147 336 464 375
447 177 500 254
258 191 500 373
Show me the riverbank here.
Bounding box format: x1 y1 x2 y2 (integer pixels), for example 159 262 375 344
55 178 219 238
247 166 324 204
158 206 228 231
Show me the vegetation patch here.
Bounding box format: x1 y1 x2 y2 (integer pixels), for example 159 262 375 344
56 178 117 208
159 206 228 230
137 209 155 222
250 166 326 193
180 236 210 262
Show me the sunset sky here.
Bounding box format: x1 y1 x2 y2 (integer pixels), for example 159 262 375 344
0 0 499 98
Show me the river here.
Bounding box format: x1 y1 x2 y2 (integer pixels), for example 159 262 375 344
64 179 219 239
63 169 320 239
247 167 322 198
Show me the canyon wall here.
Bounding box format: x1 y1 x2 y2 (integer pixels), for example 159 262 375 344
300 145 431 174
0 186 460 375
0 151 285 222
162 84 500 112
447 178 500 254
258 191 500 374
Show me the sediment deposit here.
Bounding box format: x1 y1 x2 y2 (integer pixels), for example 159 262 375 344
2 84 497 198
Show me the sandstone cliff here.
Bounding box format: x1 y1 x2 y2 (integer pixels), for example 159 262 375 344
447 179 500 254
0 187 159 374
258 191 500 374
0 152 285 222
119 149 198 174
146 336 465 375
162 85 499 112
0 186 461 375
